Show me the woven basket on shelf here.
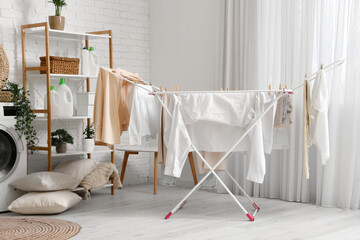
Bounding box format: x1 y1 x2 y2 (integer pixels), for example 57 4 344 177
0 90 13 102
0 45 9 90
40 56 80 75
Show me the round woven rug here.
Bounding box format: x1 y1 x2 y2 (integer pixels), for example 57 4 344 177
0 217 81 240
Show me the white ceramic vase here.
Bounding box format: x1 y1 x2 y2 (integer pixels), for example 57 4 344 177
82 138 94 152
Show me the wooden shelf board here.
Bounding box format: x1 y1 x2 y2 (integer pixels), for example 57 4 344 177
28 73 98 79
31 148 113 157
34 116 90 120
24 28 111 41
116 145 158 153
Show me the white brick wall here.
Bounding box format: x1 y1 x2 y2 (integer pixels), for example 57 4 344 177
0 0 151 185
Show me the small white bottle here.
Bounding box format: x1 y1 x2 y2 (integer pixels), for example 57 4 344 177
89 46 99 76
44 86 60 117
57 78 74 117
81 47 89 76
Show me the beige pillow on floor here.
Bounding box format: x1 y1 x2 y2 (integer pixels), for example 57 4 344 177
8 191 82 215
53 158 98 181
9 172 80 192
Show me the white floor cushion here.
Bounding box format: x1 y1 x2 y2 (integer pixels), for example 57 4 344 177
9 172 80 192
8 191 82 215
53 159 98 181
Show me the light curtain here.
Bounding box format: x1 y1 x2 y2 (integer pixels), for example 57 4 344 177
215 0 360 209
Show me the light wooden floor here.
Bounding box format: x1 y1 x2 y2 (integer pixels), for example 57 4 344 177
2 184 360 240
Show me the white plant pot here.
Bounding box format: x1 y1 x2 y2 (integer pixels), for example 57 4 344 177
82 138 95 152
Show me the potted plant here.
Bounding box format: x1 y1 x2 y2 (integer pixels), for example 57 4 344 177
82 124 95 152
48 0 67 30
51 129 73 153
6 80 38 153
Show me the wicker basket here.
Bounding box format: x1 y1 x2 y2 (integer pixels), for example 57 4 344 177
0 45 9 90
40 56 80 75
0 90 13 102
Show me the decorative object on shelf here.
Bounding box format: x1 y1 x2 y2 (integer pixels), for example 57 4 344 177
57 78 73 117
51 129 74 153
0 45 9 89
40 56 80 75
82 124 95 152
44 85 60 117
48 0 67 30
6 81 38 153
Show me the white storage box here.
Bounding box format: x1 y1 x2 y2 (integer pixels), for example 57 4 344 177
77 92 95 106
77 105 94 117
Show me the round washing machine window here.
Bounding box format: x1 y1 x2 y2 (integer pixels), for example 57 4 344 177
0 130 18 183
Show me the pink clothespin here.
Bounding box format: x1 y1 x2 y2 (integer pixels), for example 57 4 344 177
283 88 293 94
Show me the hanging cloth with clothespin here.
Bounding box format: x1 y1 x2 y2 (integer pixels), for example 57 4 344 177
94 67 142 145
311 67 330 165
302 66 331 179
303 77 312 179
274 83 293 128
115 68 146 85
126 83 159 145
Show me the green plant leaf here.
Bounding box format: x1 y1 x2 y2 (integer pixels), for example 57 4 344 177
51 128 74 146
6 81 38 153
49 0 67 16
83 124 95 139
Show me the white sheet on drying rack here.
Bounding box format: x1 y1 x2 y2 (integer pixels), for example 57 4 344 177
162 92 277 183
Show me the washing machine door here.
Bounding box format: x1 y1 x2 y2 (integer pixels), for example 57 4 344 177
0 125 22 183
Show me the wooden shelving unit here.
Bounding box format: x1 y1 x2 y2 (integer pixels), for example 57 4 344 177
21 22 115 195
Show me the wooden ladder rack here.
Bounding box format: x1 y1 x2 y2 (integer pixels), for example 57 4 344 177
21 22 115 195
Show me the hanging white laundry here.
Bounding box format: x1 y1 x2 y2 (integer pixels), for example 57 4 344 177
272 128 291 149
162 96 192 177
262 94 276 154
311 70 330 165
162 92 275 183
127 84 159 145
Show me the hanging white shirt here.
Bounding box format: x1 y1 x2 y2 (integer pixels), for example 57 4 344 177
162 92 275 183
311 70 330 164
127 85 159 145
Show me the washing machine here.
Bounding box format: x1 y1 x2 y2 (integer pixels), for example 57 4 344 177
0 102 27 212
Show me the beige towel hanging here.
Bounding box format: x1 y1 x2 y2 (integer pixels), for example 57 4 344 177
303 80 312 179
